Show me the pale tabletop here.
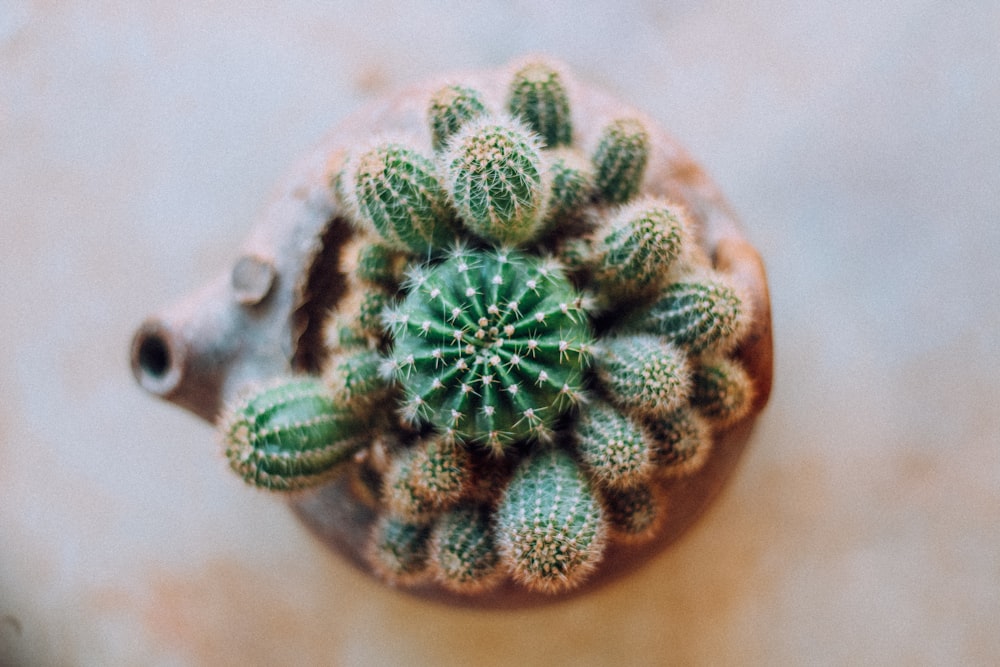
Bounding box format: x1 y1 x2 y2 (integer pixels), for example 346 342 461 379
2 2 997 665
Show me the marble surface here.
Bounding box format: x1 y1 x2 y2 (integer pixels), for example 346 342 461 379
2 2 998 665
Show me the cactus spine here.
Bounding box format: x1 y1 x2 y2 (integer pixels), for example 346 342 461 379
496 447 606 593
220 377 363 491
507 60 573 147
442 117 547 246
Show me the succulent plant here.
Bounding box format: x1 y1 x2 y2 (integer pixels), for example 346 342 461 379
210 60 763 598
428 84 488 151
507 60 573 147
383 246 592 451
495 447 606 593
220 377 365 491
592 117 650 204
345 142 458 254
442 117 547 246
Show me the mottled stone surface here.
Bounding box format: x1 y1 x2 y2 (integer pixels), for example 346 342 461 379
2 2 998 665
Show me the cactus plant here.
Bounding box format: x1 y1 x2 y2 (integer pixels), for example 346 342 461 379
594 333 690 419
507 60 573 147
442 116 547 246
345 142 458 254
430 503 504 593
495 447 606 593
383 246 592 451
629 275 746 353
220 377 365 491
173 59 771 601
592 117 649 204
428 84 489 151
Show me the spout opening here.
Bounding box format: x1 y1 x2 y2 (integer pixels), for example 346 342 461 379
131 321 185 397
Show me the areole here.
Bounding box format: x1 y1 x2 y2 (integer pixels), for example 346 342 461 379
130 59 773 608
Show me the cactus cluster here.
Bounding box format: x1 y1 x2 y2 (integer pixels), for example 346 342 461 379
218 58 754 595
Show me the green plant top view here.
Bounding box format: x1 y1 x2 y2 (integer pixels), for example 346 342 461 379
219 58 754 596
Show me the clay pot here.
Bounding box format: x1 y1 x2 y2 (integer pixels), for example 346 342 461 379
130 63 772 608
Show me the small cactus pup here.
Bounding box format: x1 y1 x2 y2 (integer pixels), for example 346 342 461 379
496 446 607 593
220 377 365 492
592 117 650 204
345 141 459 255
428 84 489 151
133 58 772 607
442 116 547 246
384 246 592 451
507 59 573 147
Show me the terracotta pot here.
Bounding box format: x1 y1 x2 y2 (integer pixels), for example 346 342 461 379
131 63 772 608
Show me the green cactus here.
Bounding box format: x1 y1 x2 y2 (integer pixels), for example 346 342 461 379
646 406 712 477
431 503 503 593
631 276 745 353
384 247 592 451
508 60 573 147
592 117 649 204
594 334 690 419
442 117 547 246
541 148 594 233
592 198 684 302
496 447 606 593
220 377 364 491
215 61 765 597
383 435 472 521
428 84 489 151
324 347 390 408
576 401 652 489
355 243 407 290
347 142 458 254
369 514 433 584
690 355 754 428
599 481 662 542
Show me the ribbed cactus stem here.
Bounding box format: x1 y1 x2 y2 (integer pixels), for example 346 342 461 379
599 481 662 543
347 142 457 254
324 348 389 408
496 447 606 593
542 148 594 233
428 84 489 151
355 243 407 290
576 401 652 489
632 276 745 353
385 247 592 451
383 435 472 521
507 60 573 147
443 117 547 246
431 504 503 593
220 377 363 491
369 515 433 584
690 355 754 428
595 334 690 419
593 198 683 301
592 117 649 204
646 406 712 477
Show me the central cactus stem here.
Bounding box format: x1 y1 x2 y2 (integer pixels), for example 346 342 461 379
386 247 592 451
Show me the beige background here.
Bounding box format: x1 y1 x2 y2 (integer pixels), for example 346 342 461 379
2 2 998 665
